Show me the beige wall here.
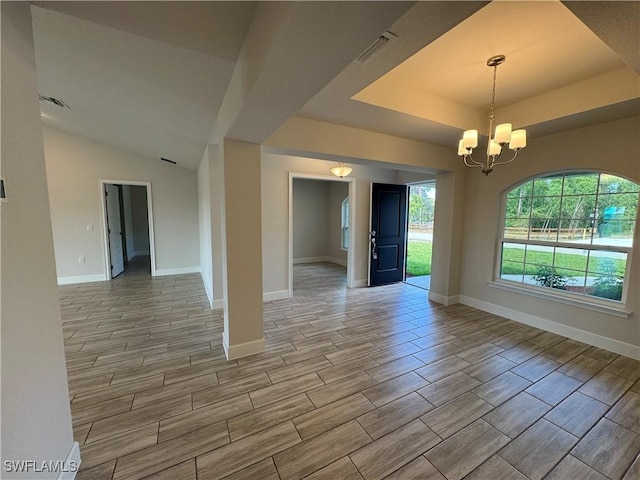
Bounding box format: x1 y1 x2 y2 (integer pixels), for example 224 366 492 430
43 127 200 281
1 2 77 476
261 152 397 295
293 179 330 260
460 116 640 355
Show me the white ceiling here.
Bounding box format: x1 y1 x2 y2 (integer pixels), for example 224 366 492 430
31 1 639 170
32 2 256 169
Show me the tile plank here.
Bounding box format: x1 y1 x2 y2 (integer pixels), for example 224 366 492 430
274 421 371 480
351 420 441 480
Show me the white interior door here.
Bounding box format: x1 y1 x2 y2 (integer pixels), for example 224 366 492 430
105 184 124 278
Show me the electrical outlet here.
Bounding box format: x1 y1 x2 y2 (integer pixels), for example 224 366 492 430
78 256 85 264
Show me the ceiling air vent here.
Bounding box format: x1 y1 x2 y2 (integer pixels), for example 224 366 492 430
39 94 70 109
355 30 398 65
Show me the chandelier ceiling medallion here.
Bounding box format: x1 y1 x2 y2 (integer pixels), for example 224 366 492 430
457 55 527 175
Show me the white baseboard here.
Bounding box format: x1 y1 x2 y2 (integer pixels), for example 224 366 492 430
212 299 224 310
264 290 291 302
57 441 81 480
326 256 347 267
223 333 265 360
353 279 368 288
293 256 346 266
293 256 327 264
460 295 640 360
57 274 106 285
428 291 460 306
200 273 214 308
155 266 201 276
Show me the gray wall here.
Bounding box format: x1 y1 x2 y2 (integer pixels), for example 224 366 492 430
292 179 350 265
460 116 640 354
122 185 136 260
293 179 330 260
44 127 200 281
1 2 76 476
130 185 150 255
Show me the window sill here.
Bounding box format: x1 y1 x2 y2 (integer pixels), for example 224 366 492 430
488 280 632 318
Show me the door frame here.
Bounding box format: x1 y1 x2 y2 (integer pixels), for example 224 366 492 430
367 182 409 287
404 180 436 288
288 172 357 298
99 179 157 280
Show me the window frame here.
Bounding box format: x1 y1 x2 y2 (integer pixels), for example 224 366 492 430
492 170 638 316
341 197 349 251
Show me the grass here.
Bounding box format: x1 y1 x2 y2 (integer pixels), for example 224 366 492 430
406 241 625 279
501 247 626 276
406 241 432 276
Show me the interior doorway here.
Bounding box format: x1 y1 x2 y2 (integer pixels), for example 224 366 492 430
288 173 356 298
100 180 156 279
405 182 435 290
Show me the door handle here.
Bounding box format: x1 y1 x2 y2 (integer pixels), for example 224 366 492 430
370 230 378 260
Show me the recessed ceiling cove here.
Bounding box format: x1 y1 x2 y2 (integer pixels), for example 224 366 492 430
351 1 635 134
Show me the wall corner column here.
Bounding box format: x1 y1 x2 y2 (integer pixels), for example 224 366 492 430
429 169 467 306
220 139 265 359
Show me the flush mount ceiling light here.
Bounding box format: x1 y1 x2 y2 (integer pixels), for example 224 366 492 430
457 55 526 175
38 94 70 109
330 163 352 178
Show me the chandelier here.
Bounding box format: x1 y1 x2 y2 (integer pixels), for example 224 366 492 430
330 162 352 178
457 55 526 175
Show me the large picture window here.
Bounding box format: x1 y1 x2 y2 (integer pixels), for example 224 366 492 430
497 172 639 304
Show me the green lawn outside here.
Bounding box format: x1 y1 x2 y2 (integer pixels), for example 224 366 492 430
406 241 432 276
501 247 626 276
406 241 625 278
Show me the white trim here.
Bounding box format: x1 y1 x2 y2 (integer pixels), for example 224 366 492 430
155 266 201 276
99 180 157 279
57 441 81 480
327 256 347 267
200 272 214 308
57 274 107 285
264 290 291 302
293 256 347 266
212 299 224 310
288 172 356 296
460 295 640 360
223 333 265 360
489 281 632 318
428 291 460 306
293 256 329 264
353 279 368 288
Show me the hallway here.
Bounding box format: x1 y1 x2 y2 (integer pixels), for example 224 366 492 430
60 264 640 480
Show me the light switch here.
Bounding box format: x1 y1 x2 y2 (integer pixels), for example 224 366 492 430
86 224 94 232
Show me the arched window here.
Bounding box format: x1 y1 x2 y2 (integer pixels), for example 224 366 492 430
497 172 638 305
341 197 349 251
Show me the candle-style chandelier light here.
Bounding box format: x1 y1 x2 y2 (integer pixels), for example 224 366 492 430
457 55 527 175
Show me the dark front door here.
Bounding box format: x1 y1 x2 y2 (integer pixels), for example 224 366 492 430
369 183 408 286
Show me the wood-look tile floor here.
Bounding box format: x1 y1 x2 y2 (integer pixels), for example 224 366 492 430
60 261 640 480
